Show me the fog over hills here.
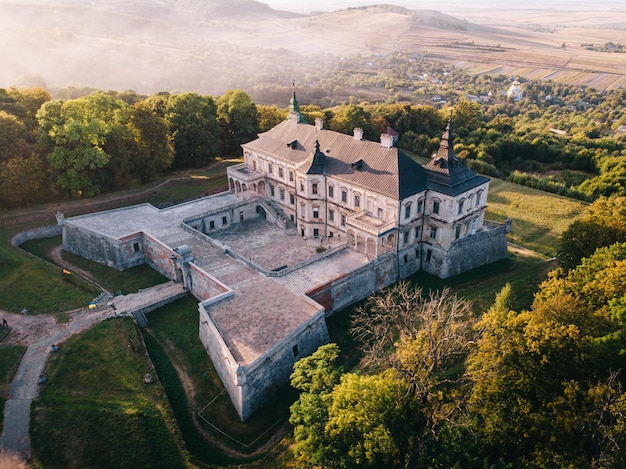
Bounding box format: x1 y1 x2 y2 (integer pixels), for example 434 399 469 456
2 0 626 95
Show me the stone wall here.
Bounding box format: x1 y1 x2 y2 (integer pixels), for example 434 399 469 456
143 233 177 280
306 253 398 315
199 294 328 421
188 263 231 301
422 222 509 278
11 225 62 247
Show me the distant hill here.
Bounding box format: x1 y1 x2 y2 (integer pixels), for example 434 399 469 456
1 0 626 94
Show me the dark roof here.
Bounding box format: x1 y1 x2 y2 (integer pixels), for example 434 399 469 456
243 119 428 199
423 119 489 196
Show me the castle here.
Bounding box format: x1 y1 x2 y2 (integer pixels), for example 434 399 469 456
60 89 510 420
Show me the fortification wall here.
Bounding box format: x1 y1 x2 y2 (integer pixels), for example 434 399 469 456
422 224 509 278
142 233 177 280
188 263 230 301
11 225 62 247
306 253 398 315
236 309 328 421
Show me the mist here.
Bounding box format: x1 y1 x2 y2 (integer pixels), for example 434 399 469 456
1 0 626 97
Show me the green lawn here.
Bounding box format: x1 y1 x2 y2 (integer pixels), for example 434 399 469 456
485 178 587 257
0 230 95 314
30 318 188 469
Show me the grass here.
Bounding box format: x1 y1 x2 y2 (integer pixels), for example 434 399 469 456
485 178 587 257
19 236 169 295
0 230 96 314
30 318 188 469
0 344 27 429
142 296 296 466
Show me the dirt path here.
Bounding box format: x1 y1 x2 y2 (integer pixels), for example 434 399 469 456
48 245 110 293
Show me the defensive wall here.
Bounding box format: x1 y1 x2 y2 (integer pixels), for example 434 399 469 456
422 220 511 278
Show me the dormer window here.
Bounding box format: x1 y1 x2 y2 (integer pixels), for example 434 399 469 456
287 139 298 149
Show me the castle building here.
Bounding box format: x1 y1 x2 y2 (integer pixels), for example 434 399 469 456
60 87 509 420
227 88 510 279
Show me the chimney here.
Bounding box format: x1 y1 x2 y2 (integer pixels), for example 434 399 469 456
353 128 363 140
380 133 394 148
315 118 324 131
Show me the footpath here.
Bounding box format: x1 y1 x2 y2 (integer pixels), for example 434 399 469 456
0 282 186 469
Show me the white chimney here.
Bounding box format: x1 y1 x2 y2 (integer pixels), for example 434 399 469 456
315 118 324 131
353 128 363 140
380 133 394 148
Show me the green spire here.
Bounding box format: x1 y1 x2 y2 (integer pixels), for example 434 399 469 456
289 79 300 115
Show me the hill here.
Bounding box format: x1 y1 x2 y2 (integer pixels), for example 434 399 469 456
2 1 626 93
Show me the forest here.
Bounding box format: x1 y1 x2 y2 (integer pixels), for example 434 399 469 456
2 53 626 209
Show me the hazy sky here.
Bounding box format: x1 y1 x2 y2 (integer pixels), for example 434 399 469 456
264 0 625 14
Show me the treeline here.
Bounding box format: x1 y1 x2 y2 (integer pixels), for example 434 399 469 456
3 71 626 207
0 88 260 205
289 195 626 468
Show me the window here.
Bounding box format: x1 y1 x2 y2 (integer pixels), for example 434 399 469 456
403 231 409 244
222 216 228 225
300 204 305 217
313 207 319 218
341 190 347 203
290 193 295 204
426 249 432 263
430 226 437 240
289 171 294 182
354 195 360 208
433 201 440 215
328 185 334 198
292 344 299 358
415 226 421 239
403 254 408 264
240 212 244 221
476 190 483 207
329 231 334 238
378 207 384 219
268 163 273 174
252 160 257 170
417 199 424 213
279 188 285 200
313 228 319 237
405 203 412 219
329 210 335 222
471 218 478 234
209 220 215 230
269 184 275 197
455 225 462 239
278 167 284 178
341 214 346 226
458 199 465 215
312 183 318 195
300 181 304 192
133 242 140 252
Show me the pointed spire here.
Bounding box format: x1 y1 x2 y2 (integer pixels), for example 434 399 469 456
288 80 303 122
433 109 458 167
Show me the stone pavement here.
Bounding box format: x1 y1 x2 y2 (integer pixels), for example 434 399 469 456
0 281 186 468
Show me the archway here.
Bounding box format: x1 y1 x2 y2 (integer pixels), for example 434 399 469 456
256 205 267 219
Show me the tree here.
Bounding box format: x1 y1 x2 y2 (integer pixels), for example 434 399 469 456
351 282 476 466
165 93 219 169
217 90 259 156
0 154 47 207
467 251 626 467
289 344 412 469
0 111 31 162
557 195 626 269
257 104 286 132
329 104 376 140
37 92 129 196
127 101 174 181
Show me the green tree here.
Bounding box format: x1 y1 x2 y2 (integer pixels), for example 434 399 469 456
127 101 174 181
0 111 31 162
0 154 47 207
165 93 219 169
217 90 259 157
329 104 376 140
37 92 129 196
257 104 286 132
